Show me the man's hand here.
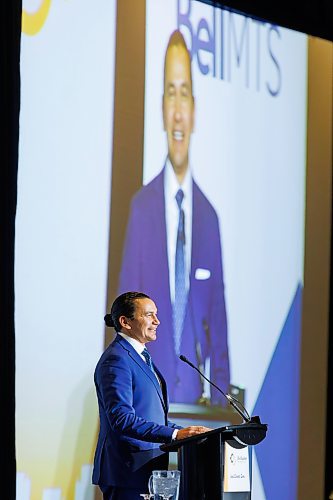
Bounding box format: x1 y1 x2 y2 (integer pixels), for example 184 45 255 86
176 426 212 440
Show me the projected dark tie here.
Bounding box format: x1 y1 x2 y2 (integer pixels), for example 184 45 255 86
142 348 154 372
174 188 187 355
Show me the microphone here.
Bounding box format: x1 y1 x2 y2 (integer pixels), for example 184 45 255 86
179 354 255 423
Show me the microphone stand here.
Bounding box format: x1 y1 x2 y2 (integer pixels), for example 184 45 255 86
179 354 261 424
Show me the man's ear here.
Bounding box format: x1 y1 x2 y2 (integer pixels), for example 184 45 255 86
119 315 131 331
192 95 195 132
162 94 166 131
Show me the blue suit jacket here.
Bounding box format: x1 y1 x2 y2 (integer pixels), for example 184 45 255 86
92 334 180 489
118 168 230 404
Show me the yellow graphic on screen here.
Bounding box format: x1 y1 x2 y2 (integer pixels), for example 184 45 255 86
17 386 99 499
22 0 52 35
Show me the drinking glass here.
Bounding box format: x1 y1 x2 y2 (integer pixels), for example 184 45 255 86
148 470 181 500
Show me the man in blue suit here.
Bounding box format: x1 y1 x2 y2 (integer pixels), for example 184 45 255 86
92 291 210 499
118 30 230 405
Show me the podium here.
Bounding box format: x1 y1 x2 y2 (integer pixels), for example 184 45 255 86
161 422 267 500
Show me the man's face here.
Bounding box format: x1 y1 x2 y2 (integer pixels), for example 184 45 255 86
163 44 195 178
123 298 160 345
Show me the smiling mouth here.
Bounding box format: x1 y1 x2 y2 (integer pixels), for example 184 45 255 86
173 130 184 141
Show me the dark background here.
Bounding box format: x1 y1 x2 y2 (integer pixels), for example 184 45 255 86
2 1 332 499
210 0 333 42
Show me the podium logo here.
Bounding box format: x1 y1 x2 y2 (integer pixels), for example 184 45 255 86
177 0 282 96
229 453 248 465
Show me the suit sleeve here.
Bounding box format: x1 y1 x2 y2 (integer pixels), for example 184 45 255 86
95 353 175 443
167 419 182 430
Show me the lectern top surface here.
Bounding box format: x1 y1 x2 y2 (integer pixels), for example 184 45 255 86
160 422 267 452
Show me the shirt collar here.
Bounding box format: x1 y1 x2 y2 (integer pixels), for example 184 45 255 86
117 331 145 355
165 157 192 200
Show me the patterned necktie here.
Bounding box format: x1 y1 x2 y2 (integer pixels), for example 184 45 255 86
173 188 187 355
142 348 154 372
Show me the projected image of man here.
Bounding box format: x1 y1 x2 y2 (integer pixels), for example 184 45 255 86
118 30 230 405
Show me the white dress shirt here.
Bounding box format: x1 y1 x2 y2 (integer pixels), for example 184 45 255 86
118 331 147 361
164 158 192 304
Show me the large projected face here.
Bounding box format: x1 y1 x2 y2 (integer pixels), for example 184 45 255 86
163 34 195 182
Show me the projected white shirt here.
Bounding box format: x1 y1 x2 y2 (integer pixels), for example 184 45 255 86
164 158 192 303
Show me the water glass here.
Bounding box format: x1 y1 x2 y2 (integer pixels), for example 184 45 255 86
148 470 181 500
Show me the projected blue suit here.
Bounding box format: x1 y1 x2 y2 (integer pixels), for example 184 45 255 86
118 168 230 404
92 334 180 491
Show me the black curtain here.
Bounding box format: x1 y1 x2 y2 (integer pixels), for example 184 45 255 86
210 0 333 42
0 1 21 499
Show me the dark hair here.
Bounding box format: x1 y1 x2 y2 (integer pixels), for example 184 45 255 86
163 29 193 96
104 291 150 331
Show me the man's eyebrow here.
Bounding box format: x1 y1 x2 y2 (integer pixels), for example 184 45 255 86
181 82 191 90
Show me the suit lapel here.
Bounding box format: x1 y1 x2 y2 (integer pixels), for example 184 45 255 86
153 364 169 412
146 170 175 372
190 179 200 284
116 336 167 412
189 179 204 305
152 169 173 321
